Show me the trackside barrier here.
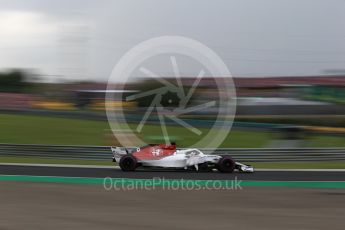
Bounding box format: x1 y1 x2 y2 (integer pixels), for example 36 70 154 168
0 143 345 162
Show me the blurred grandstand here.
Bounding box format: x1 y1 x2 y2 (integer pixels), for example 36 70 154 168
1 71 344 115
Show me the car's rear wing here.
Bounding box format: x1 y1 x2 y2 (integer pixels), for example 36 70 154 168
111 146 140 162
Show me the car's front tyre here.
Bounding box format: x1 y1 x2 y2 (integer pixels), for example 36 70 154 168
216 156 235 173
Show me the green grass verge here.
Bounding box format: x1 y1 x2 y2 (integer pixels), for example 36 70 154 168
0 113 276 147
248 161 345 169
1 113 345 147
306 136 345 148
1 175 345 188
0 156 113 166
0 114 108 145
137 122 276 148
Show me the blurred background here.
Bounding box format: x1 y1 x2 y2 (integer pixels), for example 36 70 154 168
0 0 344 150
1 2 345 230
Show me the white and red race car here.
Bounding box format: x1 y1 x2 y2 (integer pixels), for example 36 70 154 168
111 143 254 173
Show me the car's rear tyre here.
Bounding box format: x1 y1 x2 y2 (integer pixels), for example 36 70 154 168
216 156 235 173
119 155 138 171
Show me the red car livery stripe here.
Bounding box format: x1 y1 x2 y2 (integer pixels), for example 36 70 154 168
133 144 176 161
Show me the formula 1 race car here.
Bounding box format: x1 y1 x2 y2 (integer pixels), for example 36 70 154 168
111 143 254 173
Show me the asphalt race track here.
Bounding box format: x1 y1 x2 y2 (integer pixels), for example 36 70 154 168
1 164 345 181
1 182 345 230
1 165 345 230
